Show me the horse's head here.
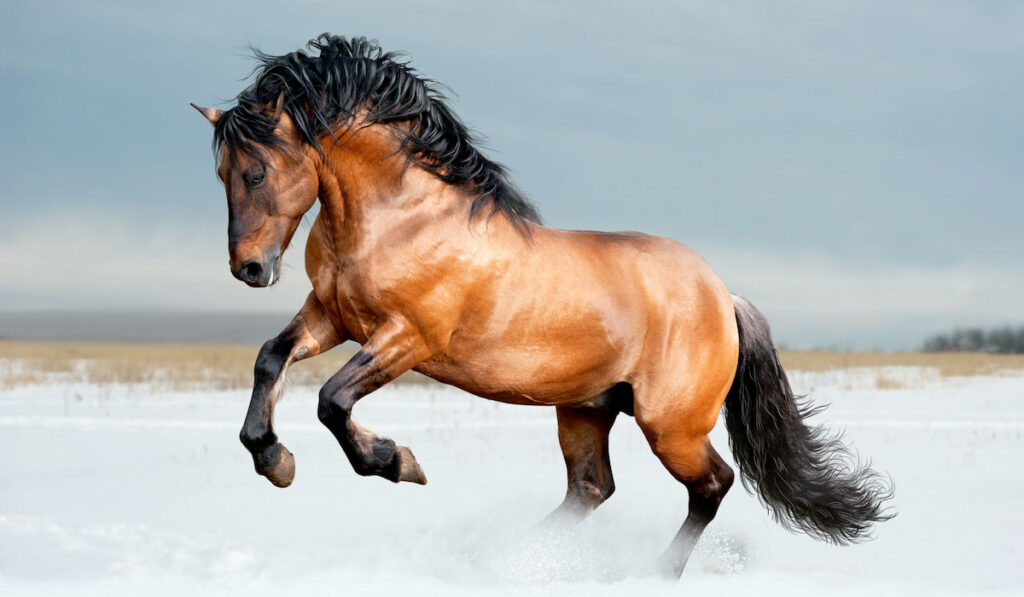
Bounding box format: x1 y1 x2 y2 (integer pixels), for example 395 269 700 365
193 99 319 287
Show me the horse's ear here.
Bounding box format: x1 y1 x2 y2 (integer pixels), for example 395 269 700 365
191 103 224 126
271 92 285 121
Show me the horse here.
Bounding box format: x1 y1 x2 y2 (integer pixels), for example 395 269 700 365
192 34 893 579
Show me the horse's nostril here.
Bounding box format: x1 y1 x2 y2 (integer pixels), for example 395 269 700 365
240 261 263 284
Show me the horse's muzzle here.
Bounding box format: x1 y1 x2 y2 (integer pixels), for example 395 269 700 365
233 258 278 287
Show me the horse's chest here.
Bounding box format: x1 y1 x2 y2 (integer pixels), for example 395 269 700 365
315 272 392 344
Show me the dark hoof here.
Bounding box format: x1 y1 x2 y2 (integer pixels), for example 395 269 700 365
396 446 427 485
254 442 295 488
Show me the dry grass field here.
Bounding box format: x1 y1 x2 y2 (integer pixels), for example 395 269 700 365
2 340 1024 391
777 350 1024 377
0 341 429 390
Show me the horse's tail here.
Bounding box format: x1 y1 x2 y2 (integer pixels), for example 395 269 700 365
722 295 894 544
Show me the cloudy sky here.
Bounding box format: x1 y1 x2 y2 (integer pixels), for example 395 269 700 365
2 1 1022 349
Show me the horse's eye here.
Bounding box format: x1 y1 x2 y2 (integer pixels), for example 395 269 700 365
246 172 266 189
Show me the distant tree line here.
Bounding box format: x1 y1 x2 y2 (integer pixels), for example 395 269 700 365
923 326 1024 353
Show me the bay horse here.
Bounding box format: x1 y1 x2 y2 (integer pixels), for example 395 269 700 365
193 34 892 578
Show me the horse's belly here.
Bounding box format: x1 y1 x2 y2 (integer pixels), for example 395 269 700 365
414 324 634 406
412 245 650 404
415 359 618 406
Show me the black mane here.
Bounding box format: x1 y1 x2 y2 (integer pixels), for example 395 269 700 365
213 34 540 231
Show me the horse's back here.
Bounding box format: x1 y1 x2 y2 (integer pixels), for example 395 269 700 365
528 228 737 403
549 228 735 341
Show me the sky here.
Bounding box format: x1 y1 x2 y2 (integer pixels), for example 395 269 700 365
1 0 1022 349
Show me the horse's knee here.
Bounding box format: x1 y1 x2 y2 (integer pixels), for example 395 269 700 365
254 337 290 382
316 396 334 425
317 382 347 425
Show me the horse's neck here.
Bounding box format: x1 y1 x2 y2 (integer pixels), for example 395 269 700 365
314 127 473 251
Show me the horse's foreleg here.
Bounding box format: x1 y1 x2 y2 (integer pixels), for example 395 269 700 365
543 402 619 524
317 320 430 484
240 294 342 487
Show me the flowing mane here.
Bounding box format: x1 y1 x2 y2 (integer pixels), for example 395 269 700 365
213 33 540 232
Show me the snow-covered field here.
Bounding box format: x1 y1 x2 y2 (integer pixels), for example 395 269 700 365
1 367 1022 596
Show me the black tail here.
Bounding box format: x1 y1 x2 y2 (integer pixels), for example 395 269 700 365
723 295 894 544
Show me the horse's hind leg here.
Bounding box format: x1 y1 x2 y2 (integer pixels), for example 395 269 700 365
638 416 735 578
544 401 619 524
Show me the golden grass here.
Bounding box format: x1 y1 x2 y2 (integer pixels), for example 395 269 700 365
777 350 1024 377
0 340 434 391
1 341 1023 391
872 375 907 390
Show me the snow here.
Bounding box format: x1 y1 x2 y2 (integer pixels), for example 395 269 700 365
1 369 1022 595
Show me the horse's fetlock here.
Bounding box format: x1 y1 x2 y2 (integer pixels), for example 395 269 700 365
571 478 613 508
239 426 275 451
371 437 398 463
351 458 378 477
603 478 616 500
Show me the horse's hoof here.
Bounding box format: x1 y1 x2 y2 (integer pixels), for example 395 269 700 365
396 446 427 485
255 442 295 488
